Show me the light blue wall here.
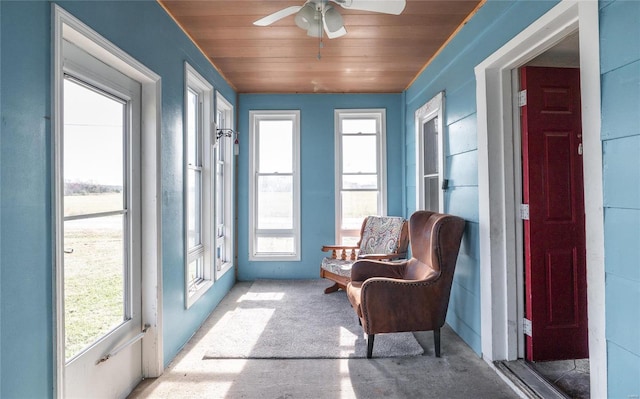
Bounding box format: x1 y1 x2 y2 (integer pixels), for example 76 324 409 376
0 1 236 397
404 0 559 354
236 94 403 281
600 1 640 397
0 2 4 395
1 3 54 397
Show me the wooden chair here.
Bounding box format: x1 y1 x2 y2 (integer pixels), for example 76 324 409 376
320 216 409 294
346 210 465 358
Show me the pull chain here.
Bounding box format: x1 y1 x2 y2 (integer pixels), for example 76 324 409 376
317 6 324 60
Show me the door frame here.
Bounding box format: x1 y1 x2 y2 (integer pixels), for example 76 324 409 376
474 1 605 397
52 5 163 397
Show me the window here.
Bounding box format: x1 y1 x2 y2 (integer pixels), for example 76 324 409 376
214 93 235 278
335 109 387 245
415 92 445 212
249 111 301 261
184 63 213 307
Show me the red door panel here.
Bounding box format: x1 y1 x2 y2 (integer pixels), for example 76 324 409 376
521 66 588 361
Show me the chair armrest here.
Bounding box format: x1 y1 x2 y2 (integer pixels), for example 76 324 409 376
321 245 358 251
358 252 407 261
350 259 407 281
358 277 446 334
321 245 359 260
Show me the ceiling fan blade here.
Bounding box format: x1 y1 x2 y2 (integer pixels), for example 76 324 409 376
333 0 406 15
253 6 302 26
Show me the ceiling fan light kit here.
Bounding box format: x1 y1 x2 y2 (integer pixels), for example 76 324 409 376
254 0 406 40
294 3 317 30
323 6 345 35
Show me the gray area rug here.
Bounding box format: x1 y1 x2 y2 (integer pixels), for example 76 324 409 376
203 279 424 359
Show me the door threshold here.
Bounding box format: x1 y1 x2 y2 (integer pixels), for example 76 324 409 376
495 360 569 399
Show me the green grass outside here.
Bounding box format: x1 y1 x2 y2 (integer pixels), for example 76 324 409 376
64 193 125 360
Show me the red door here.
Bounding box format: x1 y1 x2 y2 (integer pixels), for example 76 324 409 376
520 66 588 361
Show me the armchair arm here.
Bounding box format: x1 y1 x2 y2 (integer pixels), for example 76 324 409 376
359 277 447 334
358 252 407 261
350 259 407 281
321 244 359 261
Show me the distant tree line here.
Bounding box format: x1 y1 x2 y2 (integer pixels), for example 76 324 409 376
64 181 122 195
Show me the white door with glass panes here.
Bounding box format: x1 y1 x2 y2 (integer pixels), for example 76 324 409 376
335 109 387 245
59 40 143 399
415 92 445 212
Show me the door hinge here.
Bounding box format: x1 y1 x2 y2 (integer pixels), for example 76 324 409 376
520 204 530 220
578 143 583 155
518 90 527 107
523 318 532 337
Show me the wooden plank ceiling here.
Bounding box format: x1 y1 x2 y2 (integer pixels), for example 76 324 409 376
159 0 483 93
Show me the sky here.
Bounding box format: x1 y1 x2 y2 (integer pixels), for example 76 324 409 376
63 78 125 188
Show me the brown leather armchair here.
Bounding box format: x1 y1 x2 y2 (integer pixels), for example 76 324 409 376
346 210 466 358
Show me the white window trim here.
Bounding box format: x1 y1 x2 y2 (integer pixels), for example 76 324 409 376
53 5 163 397
415 92 445 213
334 109 387 243
214 92 235 279
184 63 213 308
248 110 301 261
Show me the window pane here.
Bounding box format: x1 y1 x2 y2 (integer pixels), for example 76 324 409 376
342 174 377 189
187 256 204 294
216 159 224 229
64 215 125 360
424 176 439 212
342 135 377 173
63 79 124 217
423 117 438 175
187 89 198 166
216 238 225 269
256 237 294 253
187 169 201 248
341 191 378 230
258 120 293 173
341 236 360 247
257 175 293 229
342 118 376 134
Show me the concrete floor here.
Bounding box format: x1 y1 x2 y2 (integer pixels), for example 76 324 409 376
531 359 590 398
129 282 521 399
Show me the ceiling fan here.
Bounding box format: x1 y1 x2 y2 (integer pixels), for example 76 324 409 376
253 0 407 39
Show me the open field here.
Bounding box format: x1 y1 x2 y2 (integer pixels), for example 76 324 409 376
64 194 125 360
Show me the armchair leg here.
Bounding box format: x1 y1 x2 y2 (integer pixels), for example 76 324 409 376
323 282 340 294
367 334 375 359
434 328 441 358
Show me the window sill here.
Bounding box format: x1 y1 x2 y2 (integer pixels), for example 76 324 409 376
249 254 301 262
185 279 213 309
216 262 234 280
